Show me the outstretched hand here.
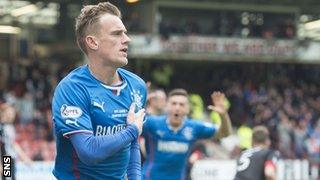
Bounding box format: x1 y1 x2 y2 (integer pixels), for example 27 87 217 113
207 92 228 115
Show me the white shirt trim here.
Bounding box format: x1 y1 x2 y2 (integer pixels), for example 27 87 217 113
100 81 127 96
63 130 93 138
166 116 186 133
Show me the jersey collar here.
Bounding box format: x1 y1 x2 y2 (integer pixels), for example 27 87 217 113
166 116 187 133
100 80 127 96
85 65 127 96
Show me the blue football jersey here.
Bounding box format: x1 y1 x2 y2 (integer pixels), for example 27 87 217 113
52 65 147 180
141 115 218 180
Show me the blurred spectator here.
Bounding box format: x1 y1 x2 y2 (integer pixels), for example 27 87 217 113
305 120 320 165
189 94 205 120
277 111 293 158
237 124 252 151
0 101 33 179
293 120 308 158
0 63 59 162
146 89 167 115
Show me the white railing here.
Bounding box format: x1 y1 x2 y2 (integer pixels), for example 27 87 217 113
191 159 319 180
15 160 319 180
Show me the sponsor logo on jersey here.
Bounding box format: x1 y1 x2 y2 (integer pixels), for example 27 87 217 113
157 140 189 153
112 109 128 118
60 104 82 119
93 101 105 112
96 124 126 136
130 90 143 109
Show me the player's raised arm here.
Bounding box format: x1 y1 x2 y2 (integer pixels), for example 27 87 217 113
208 91 232 139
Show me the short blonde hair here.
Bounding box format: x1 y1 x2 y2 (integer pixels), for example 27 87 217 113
75 2 121 54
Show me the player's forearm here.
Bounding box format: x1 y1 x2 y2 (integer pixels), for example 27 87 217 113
127 139 141 180
216 113 232 139
139 137 147 158
70 125 139 165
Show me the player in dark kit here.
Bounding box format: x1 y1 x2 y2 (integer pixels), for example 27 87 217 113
234 126 279 180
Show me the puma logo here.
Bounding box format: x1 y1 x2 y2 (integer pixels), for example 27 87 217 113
65 119 79 127
93 101 105 112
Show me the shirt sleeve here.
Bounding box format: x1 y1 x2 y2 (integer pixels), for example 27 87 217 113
52 81 93 138
69 125 139 165
141 115 155 137
194 121 218 139
127 139 141 180
265 150 280 164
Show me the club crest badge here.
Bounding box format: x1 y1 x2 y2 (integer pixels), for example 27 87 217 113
182 127 193 140
130 90 143 109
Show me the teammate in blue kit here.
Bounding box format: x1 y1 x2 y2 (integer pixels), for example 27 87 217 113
142 89 233 180
51 2 146 180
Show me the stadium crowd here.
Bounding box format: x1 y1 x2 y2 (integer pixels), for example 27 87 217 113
220 64 320 164
0 63 66 161
119 9 295 39
158 12 295 39
0 63 319 166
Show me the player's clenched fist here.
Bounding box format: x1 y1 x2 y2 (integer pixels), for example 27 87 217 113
127 103 145 135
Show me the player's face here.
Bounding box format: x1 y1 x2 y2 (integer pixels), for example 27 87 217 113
167 95 190 126
96 14 131 67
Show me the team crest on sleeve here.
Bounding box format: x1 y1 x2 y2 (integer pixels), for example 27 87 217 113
182 127 193 140
130 90 143 108
60 104 83 118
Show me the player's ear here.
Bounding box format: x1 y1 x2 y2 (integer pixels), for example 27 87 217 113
85 35 99 50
